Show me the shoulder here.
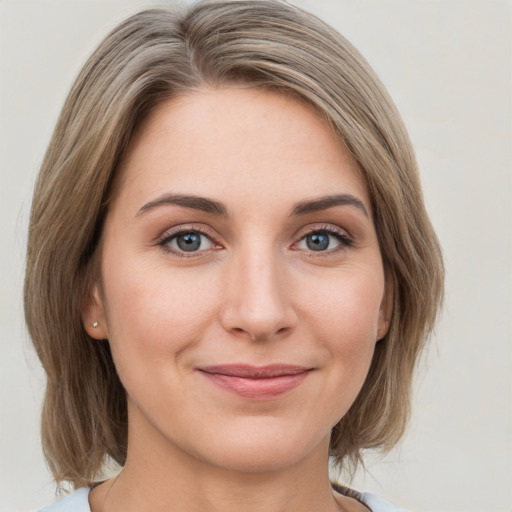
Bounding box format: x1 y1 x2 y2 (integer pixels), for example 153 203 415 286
37 488 91 512
359 491 408 512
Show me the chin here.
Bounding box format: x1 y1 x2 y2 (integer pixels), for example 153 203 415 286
203 443 310 474
186 419 330 474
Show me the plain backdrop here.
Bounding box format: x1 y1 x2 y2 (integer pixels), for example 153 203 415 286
1 1 511 511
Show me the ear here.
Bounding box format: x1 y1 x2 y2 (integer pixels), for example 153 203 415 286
82 285 109 340
376 275 394 341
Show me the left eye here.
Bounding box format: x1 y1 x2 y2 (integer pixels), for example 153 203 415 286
296 231 348 252
164 231 215 253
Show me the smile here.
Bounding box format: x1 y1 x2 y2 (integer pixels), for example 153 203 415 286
197 364 313 399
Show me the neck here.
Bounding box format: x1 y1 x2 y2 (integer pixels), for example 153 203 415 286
94 425 341 512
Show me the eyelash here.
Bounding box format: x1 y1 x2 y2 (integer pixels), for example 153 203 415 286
156 224 353 258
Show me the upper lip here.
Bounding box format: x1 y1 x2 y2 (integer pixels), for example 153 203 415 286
198 364 312 379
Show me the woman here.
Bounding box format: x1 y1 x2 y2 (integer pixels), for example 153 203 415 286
25 1 443 511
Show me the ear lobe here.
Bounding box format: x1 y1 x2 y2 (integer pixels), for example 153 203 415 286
377 277 394 341
82 285 109 340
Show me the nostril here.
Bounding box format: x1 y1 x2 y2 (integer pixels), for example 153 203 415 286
228 325 293 343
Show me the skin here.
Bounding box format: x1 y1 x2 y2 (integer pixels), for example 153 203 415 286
84 88 391 512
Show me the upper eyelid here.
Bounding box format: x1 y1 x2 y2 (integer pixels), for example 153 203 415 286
293 223 352 241
157 224 218 243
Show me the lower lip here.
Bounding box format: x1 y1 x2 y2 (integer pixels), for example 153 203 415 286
199 371 310 399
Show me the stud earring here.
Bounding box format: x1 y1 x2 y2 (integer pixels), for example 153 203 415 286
92 321 99 328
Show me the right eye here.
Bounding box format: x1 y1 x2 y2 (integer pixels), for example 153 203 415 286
159 229 217 256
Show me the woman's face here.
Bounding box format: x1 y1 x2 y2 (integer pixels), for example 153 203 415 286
85 88 391 473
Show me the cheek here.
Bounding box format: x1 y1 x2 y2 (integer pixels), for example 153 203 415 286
301 266 384 342
298 267 384 384
101 255 220 380
282 269 384 432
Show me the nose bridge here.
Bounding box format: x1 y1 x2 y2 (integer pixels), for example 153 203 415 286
221 237 296 341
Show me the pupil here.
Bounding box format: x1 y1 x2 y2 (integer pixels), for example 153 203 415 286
306 233 329 251
177 232 201 252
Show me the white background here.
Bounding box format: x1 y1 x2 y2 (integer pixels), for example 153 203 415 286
0 1 510 511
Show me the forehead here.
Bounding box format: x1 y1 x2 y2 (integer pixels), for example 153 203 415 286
112 87 370 214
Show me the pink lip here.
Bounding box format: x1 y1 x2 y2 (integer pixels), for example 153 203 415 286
197 364 312 399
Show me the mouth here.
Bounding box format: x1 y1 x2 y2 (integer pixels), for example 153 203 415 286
196 364 313 399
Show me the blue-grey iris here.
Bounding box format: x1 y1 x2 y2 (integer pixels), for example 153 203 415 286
177 232 201 251
306 233 329 251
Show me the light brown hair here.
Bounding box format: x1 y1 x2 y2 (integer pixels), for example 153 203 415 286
24 0 444 488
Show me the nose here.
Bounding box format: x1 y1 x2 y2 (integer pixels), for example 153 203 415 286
220 246 298 343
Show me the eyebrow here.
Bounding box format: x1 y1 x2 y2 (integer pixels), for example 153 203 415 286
136 192 368 218
290 194 369 217
137 193 228 217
